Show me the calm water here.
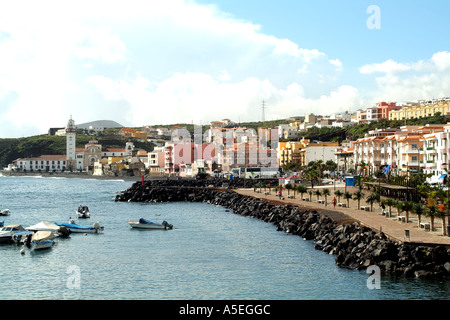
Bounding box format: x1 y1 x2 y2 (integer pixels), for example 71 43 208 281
0 175 448 300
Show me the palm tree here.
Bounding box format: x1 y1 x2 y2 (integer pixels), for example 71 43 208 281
436 204 448 236
334 190 343 203
322 188 330 205
402 201 414 223
412 202 425 227
365 192 380 212
344 191 352 208
314 189 322 202
353 190 365 210
285 183 293 196
384 198 396 217
394 200 404 218
424 204 438 231
297 185 307 200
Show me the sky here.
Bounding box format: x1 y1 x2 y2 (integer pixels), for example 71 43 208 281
1 0 450 138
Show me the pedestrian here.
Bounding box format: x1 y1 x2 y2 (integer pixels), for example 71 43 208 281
332 196 337 209
278 190 282 200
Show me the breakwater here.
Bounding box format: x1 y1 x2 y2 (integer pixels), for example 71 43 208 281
115 179 450 280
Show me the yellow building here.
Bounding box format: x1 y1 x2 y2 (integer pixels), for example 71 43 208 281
389 100 450 121
278 138 310 167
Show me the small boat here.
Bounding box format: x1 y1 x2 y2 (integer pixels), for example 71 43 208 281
76 205 90 219
0 209 11 216
26 221 71 238
29 231 56 250
11 230 34 244
0 224 25 244
55 220 104 234
128 218 173 230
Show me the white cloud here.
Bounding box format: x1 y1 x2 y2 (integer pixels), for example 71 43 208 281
0 0 349 138
360 52 450 102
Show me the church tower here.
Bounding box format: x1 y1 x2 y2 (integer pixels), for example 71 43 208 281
66 116 77 171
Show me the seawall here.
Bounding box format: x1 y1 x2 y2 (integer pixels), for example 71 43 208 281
115 179 450 280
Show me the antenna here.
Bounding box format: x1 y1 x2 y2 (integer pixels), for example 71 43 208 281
261 100 267 122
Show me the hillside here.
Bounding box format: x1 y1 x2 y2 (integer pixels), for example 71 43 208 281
1 114 448 169
0 134 154 169
77 120 123 129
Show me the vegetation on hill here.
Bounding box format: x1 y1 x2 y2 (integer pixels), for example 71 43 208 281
0 133 155 168
1 113 448 169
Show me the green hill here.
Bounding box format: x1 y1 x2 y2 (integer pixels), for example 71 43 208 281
0 134 155 169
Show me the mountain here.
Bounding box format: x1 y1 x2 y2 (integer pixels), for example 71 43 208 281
76 120 124 129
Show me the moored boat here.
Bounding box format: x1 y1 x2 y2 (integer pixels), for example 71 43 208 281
128 218 173 230
0 224 25 244
26 221 71 238
0 209 11 216
76 205 90 218
55 221 104 234
29 231 56 250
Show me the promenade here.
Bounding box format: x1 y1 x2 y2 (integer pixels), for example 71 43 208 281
234 185 450 247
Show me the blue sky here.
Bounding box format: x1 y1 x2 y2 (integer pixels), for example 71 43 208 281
1 0 450 138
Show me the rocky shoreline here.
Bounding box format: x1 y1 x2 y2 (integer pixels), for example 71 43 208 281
115 179 450 280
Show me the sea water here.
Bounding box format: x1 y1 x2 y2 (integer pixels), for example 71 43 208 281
0 175 448 300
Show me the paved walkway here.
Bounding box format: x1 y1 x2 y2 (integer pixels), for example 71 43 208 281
233 186 450 247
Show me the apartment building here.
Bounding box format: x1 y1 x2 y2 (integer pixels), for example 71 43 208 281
389 100 450 121
278 139 309 167
352 124 450 182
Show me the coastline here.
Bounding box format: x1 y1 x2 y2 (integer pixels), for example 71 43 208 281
0 170 141 182
114 179 450 279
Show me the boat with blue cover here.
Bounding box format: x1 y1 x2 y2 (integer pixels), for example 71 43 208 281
128 218 173 230
55 220 104 234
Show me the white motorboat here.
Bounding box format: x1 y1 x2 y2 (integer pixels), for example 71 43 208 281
0 209 11 216
0 224 25 244
128 218 173 230
76 205 90 218
55 220 104 234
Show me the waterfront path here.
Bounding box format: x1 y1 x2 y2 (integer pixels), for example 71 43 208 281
234 186 450 247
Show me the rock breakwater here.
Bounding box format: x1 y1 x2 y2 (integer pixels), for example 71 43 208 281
115 180 450 280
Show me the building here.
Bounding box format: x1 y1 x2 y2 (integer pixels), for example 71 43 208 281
12 155 68 172
304 141 340 165
277 139 309 167
66 116 77 171
119 127 148 142
222 142 277 173
389 99 450 121
351 124 449 181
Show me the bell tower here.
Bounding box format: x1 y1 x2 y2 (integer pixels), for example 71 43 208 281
66 115 77 171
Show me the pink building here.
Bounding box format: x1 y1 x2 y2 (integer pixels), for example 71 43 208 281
377 102 402 120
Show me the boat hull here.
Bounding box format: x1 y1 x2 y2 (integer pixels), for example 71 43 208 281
55 222 103 234
128 222 171 230
32 240 53 250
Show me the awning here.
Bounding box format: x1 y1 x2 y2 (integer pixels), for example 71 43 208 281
439 174 447 179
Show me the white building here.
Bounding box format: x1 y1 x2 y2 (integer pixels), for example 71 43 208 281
12 155 68 172
66 116 77 170
305 145 339 164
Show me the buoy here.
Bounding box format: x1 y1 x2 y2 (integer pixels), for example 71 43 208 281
20 248 25 254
